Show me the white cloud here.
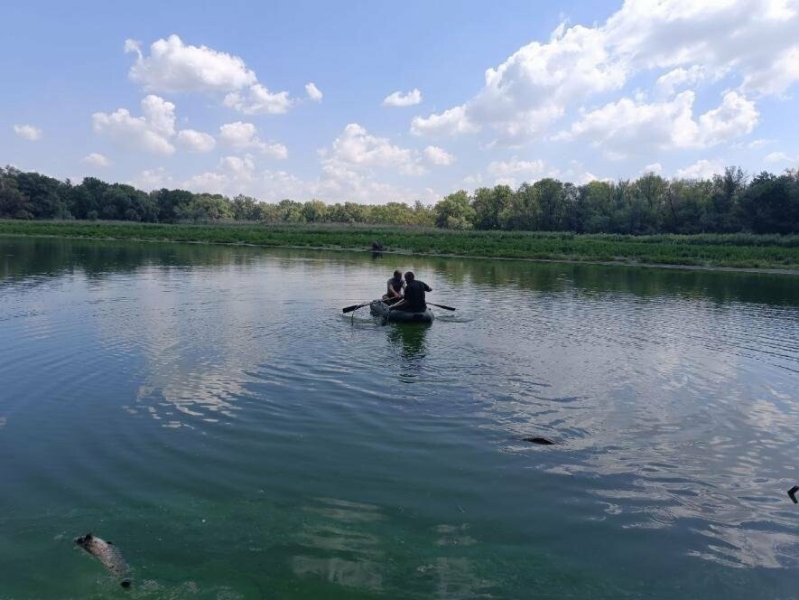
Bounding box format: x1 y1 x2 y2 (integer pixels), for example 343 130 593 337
748 138 774 149
557 90 758 157
92 95 177 155
223 84 292 115
184 124 440 204
13 124 42 141
423 146 456 166
697 91 759 146
181 145 435 205
125 35 300 115
126 35 256 93
133 167 175 190
411 106 478 137
412 0 799 144
322 123 424 175
642 162 663 174
484 158 600 187
765 151 797 164
81 153 111 167
305 82 323 102
383 89 422 107
655 65 706 97
488 159 551 185
93 95 219 156
218 121 288 158
176 129 216 153
676 159 725 180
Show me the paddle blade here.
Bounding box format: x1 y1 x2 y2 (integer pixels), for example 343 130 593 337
428 302 456 311
342 303 367 314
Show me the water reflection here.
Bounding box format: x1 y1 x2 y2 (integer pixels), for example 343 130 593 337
4 236 799 308
291 497 385 592
4 236 799 597
386 323 430 382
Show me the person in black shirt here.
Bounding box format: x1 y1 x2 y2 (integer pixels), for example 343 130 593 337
382 270 405 303
390 271 431 312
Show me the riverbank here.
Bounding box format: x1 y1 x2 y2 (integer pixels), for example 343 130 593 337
2 220 799 272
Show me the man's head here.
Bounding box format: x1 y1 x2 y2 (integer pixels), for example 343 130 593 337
393 270 402 279
404 271 415 282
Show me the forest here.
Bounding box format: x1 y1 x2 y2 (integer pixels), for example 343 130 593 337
2 165 798 235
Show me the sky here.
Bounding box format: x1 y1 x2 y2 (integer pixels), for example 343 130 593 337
2 0 799 205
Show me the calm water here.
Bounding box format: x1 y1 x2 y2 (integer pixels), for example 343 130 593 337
2 237 799 599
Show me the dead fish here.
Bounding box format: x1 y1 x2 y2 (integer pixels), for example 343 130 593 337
75 532 132 588
523 437 555 445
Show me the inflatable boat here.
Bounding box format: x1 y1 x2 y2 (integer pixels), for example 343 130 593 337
369 300 434 324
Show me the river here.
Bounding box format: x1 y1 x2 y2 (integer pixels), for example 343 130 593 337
1 236 798 599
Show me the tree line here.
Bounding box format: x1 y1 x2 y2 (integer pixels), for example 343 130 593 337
2 165 798 234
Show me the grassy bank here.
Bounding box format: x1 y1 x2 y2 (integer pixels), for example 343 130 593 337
2 220 799 271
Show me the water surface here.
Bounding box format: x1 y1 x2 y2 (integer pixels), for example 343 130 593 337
2 237 799 599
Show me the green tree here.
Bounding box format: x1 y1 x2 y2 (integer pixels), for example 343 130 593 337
434 191 474 229
473 185 513 230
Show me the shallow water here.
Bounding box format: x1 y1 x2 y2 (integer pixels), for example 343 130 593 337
1 236 799 599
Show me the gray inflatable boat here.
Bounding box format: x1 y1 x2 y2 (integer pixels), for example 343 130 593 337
370 300 434 324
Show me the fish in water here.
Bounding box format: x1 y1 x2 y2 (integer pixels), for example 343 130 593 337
75 532 132 588
523 437 555 445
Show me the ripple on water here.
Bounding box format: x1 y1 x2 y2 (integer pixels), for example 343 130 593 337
4 242 799 597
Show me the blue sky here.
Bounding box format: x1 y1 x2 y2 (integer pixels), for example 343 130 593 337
2 0 798 204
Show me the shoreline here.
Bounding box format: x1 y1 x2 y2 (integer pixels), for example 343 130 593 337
3 230 799 276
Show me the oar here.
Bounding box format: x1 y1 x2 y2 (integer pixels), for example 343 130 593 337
427 302 456 311
342 301 371 314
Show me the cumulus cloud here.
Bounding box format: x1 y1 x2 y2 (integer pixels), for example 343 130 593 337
93 95 219 156
125 35 301 115
412 0 799 144
305 82 323 102
655 66 706 97
93 95 177 155
423 146 456 166
176 129 216 153
223 84 292 115
218 121 288 158
556 90 758 157
676 159 725 180
642 162 663 174
182 146 435 205
82 153 111 167
13 124 42 141
383 89 422 107
486 158 597 187
321 123 425 175
126 35 256 93
411 106 478 137
133 167 175 190
488 159 551 182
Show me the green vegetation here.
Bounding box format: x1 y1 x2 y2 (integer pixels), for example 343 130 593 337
2 165 799 235
3 163 799 270
2 220 798 270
